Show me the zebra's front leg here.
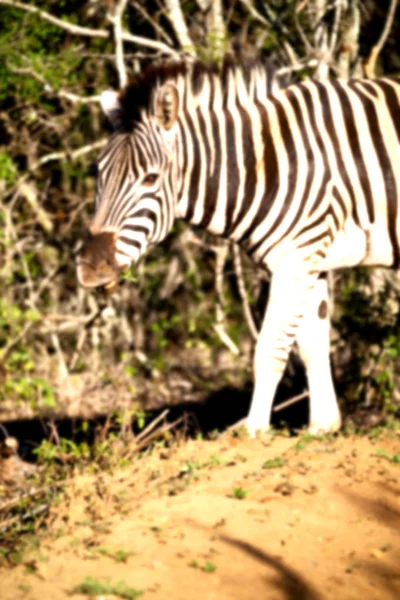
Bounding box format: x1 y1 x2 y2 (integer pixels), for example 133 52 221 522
245 268 318 437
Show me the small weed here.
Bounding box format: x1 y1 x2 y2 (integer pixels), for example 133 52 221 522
293 433 325 452
232 486 249 500
375 448 400 464
208 453 221 466
71 576 143 599
203 561 217 573
18 584 32 594
97 547 134 563
262 456 285 469
234 453 248 463
189 559 217 573
179 460 201 475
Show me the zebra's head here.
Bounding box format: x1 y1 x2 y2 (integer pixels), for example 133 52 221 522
77 79 180 288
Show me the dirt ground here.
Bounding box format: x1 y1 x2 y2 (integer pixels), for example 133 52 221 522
2 429 400 600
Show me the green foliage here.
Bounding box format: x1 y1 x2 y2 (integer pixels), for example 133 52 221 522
88 546 134 563
375 448 400 464
0 301 55 408
232 486 248 499
334 269 400 411
71 577 144 599
34 438 90 464
262 456 285 469
0 151 18 184
190 559 217 572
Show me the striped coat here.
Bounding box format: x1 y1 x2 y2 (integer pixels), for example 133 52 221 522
77 60 400 435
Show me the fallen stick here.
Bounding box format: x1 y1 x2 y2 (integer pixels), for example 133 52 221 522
135 409 170 443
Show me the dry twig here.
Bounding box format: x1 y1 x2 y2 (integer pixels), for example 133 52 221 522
364 0 397 78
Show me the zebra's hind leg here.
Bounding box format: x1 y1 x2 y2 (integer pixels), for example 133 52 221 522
245 266 319 438
296 274 342 434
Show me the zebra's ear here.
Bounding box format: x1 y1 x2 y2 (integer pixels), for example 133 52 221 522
154 83 179 131
100 90 123 130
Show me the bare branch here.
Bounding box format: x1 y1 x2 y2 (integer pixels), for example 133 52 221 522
364 0 397 78
135 409 170 443
205 0 226 57
31 139 107 170
335 1 361 78
18 181 53 234
4 140 106 208
239 0 268 26
0 321 35 365
272 391 309 414
164 0 195 54
131 1 174 45
213 242 241 356
108 0 129 88
7 63 101 104
1 0 178 57
327 0 343 59
232 244 259 342
0 0 109 38
121 29 179 56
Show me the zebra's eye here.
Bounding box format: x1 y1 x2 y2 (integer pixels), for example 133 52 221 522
142 173 159 186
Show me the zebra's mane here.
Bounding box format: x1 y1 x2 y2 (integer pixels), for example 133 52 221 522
117 57 283 132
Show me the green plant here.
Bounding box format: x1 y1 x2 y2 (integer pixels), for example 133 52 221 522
375 448 400 464
203 561 217 573
71 577 143 599
293 433 325 452
262 456 285 469
232 486 248 499
189 559 217 573
0 151 18 184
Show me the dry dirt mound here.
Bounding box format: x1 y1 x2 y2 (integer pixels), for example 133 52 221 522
2 430 400 600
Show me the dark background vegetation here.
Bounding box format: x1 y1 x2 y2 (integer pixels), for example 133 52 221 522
0 0 400 432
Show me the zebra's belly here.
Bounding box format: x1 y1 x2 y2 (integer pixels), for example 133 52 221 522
324 220 394 270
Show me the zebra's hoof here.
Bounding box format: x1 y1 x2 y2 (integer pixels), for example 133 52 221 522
226 418 270 439
244 420 270 439
308 417 341 435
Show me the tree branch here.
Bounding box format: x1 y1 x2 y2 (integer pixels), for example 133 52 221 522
164 0 195 55
7 63 101 104
364 0 397 78
121 29 179 56
232 244 259 342
0 0 178 56
0 0 109 38
108 0 129 88
131 1 174 45
212 242 241 356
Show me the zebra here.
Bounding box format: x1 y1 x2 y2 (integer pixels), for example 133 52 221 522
76 59 400 437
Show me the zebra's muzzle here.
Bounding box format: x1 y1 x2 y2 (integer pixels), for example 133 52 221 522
76 231 120 289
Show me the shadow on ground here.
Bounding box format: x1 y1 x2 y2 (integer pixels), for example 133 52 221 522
340 483 400 599
220 535 322 600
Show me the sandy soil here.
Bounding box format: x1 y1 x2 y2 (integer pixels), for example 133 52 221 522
2 430 400 600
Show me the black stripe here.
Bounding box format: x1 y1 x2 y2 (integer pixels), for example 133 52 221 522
177 122 188 199
313 81 358 222
185 112 202 223
247 96 299 255
223 107 240 234
118 238 141 249
332 80 375 223
349 80 400 267
235 101 278 246
199 111 222 228
369 80 400 145
228 105 257 236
